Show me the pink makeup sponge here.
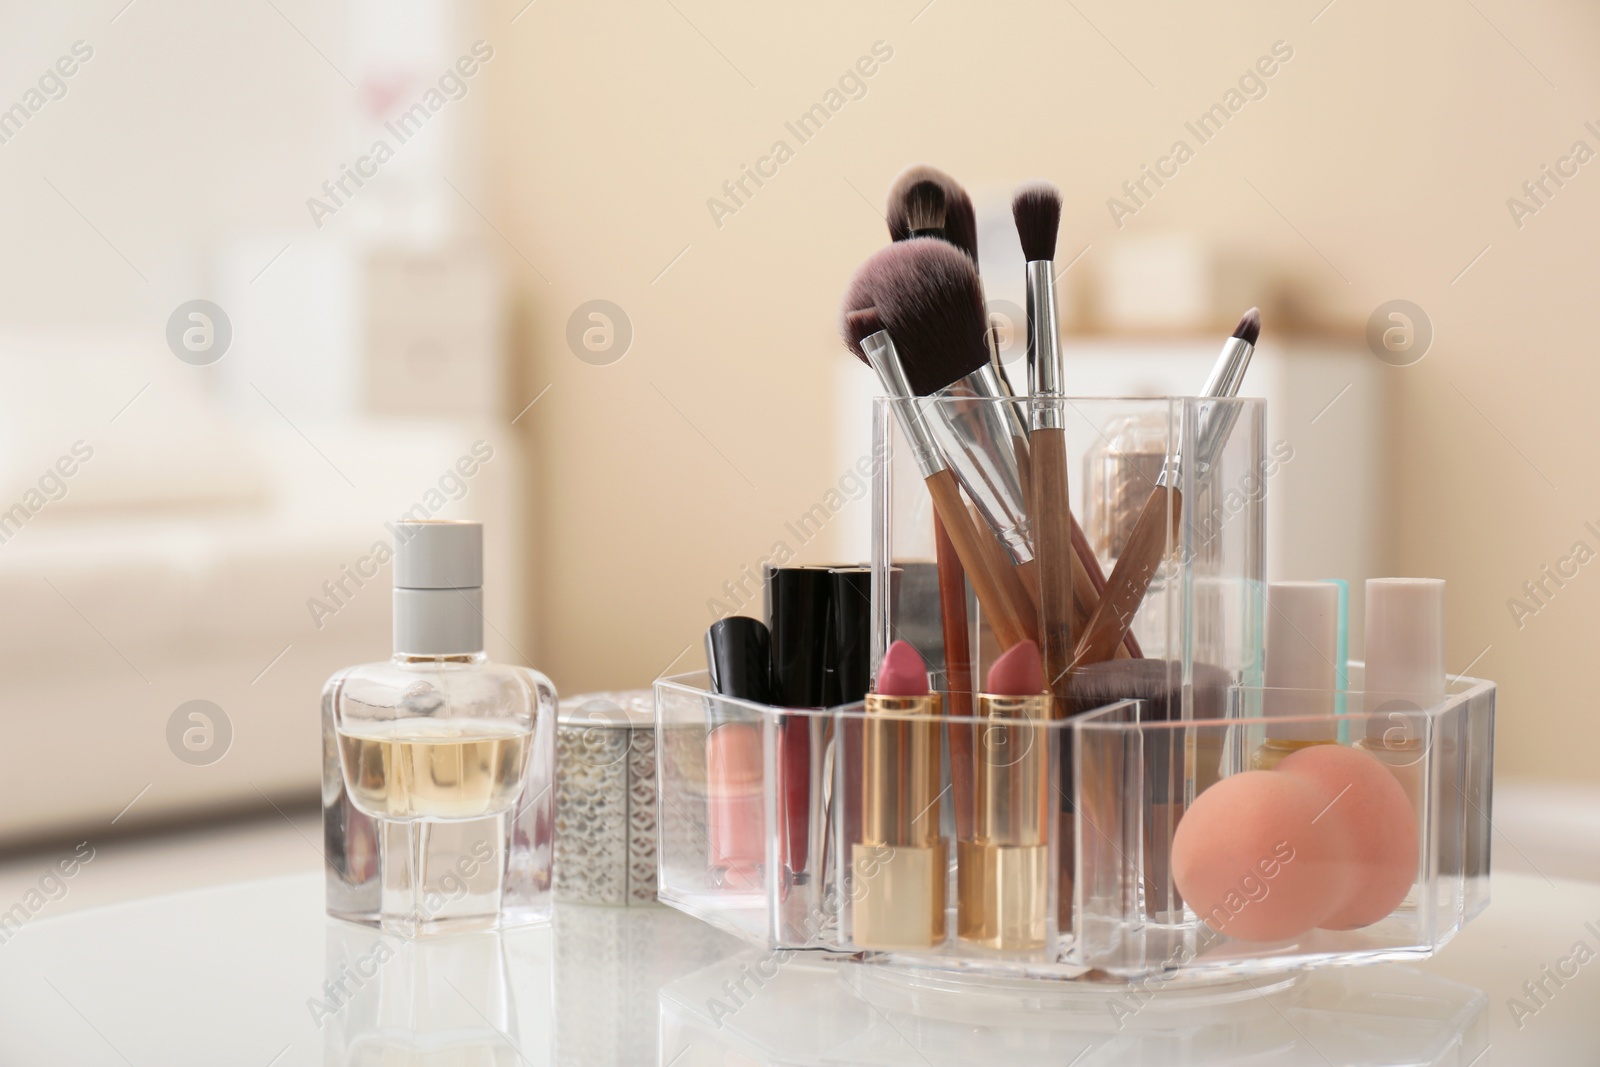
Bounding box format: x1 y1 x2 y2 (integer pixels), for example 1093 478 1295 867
1171 770 1353 942
1277 744 1418 930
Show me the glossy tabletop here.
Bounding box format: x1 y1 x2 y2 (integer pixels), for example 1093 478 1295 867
0 872 1596 1065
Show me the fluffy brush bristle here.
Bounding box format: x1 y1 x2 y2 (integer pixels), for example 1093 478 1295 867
1233 307 1261 346
840 238 989 396
894 180 946 240
840 306 884 361
885 165 979 263
1011 181 1062 263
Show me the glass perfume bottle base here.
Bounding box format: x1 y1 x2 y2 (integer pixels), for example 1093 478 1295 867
324 656 558 938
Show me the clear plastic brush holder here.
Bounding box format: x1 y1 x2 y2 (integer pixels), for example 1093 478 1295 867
869 394 1269 707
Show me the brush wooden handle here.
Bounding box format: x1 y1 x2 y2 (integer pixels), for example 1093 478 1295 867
1074 485 1181 666
925 470 1030 649
1010 431 1032 521
1069 513 1142 659
1029 426 1074 702
934 512 976 842
983 527 1042 646
1066 543 1131 660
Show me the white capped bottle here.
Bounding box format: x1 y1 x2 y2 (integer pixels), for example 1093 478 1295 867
322 520 557 936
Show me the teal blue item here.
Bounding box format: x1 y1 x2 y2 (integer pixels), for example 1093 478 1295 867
1322 579 1350 741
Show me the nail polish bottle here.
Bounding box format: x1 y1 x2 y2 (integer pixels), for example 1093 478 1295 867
322 520 558 936
1251 581 1342 770
1353 578 1446 814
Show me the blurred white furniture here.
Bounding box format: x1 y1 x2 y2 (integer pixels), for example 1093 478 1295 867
0 310 524 845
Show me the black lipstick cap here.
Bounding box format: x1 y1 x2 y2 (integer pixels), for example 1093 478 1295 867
830 566 873 705
765 565 834 708
705 616 773 709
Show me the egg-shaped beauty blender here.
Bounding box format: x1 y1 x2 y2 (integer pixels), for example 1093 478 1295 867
1277 744 1418 930
1171 770 1353 942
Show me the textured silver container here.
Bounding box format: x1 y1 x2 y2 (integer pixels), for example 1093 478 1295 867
555 691 659 906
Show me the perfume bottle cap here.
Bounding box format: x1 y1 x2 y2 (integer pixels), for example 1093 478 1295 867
393 521 484 655
394 520 483 589
1264 581 1341 741
1363 578 1446 742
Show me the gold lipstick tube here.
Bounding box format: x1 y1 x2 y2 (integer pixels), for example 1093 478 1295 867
853 692 946 950
958 691 1052 950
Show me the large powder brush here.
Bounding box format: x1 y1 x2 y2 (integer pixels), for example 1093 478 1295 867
841 303 1030 650
842 241 1039 644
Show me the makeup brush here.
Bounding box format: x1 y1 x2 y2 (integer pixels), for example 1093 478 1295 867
886 165 977 260
1009 183 1138 662
1073 309 1261 665
886 166 1032 499
883 176 975 706
842 305 1030 650
843 238 1041 627
1012 181 1075 701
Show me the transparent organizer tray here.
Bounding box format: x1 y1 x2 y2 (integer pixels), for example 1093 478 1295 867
653 669 1494 983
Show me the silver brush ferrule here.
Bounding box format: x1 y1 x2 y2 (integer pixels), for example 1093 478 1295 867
926 364 1033 563
1193 334 1255 473
1024 260 1064 430
985 314 1034 455
1159 334 1256 487
863 331 947 481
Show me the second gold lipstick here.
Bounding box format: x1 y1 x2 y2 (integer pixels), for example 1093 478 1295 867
958 640 1052 950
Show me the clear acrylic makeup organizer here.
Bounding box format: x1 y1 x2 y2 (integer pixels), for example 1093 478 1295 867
653 395 1495 988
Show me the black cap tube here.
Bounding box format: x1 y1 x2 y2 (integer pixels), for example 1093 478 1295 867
830 566 873 705
765 565 834 708
706 616 773 724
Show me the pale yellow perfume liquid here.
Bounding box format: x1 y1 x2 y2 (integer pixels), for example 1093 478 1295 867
338 718 530 819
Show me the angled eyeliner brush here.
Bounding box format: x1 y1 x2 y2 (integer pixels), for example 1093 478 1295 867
1073 308 1261 665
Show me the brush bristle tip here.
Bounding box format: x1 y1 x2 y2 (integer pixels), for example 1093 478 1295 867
1233 307 1262 345
839 238 989 395
1011 180 1062 263
885 165 978 262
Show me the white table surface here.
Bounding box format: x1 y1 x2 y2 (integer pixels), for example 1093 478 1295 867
0 871 1594 1066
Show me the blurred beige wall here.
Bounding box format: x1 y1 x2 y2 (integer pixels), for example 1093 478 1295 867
487 1 1600 783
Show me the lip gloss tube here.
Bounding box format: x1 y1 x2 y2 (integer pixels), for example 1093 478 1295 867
704 616 772 890
765 566 834 910
853 640 946 950
958 640 1052 951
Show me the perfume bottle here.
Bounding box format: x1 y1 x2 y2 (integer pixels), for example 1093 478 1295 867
323 520 557 937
